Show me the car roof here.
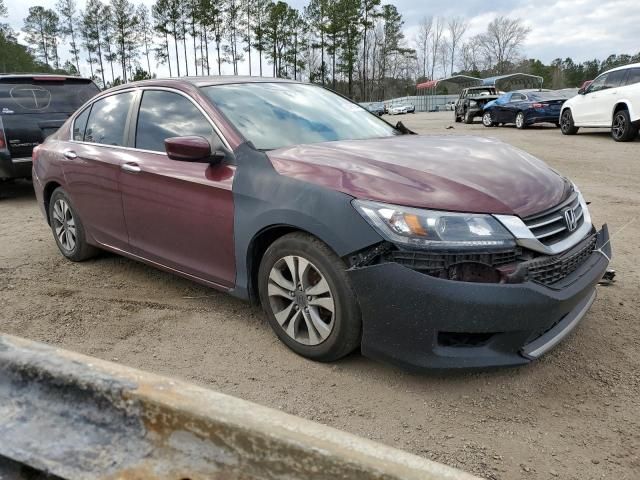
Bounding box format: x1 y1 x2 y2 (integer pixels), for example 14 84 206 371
0 74 94 81
602 62 640 75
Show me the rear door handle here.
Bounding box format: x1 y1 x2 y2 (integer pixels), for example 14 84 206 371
121 163 142 174
63 150 77 160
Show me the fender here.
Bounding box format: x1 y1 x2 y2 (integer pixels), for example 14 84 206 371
230 142 383 300
612 100 639 123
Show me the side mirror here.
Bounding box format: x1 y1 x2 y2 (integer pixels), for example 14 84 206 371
578 88 585 95
164 136 229 165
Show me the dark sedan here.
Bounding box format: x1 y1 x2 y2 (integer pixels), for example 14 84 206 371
32 77 610 370
482 91 570 129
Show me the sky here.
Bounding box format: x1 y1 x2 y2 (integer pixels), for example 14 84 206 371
3 0 640 80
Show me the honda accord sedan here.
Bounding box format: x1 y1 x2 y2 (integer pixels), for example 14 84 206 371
32 77 611 370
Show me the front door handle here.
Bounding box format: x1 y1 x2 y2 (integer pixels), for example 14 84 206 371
121 163 142 174
63 150 77 160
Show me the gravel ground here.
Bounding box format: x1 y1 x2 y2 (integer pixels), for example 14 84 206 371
1 112 639 479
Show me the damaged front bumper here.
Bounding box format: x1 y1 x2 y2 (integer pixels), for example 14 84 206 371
347 225 611 370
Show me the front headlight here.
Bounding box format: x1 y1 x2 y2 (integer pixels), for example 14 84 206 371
353 199 516 249
469 100 477 106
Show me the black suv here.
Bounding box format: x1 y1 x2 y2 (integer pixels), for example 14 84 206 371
454 86 500 124
0 75 99 187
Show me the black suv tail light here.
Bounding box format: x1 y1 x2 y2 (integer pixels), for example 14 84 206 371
0 117 6 150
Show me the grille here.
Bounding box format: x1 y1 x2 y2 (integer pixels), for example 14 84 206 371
523 191 584 246
525 234 597 286
385 248 519 275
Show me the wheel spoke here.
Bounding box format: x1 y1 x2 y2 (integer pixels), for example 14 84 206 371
306 277 330 296
56 228 66 244
297 257 311 289
308 306 332 340
52 206 63 224
286 310 302 339
274 302 295 326
268 282 293 299
308 296 334 313
67 224 77 236
283 256 298 287
302 310 321 344
269 267 294 292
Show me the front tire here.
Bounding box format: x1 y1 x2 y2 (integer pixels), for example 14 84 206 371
48 188 98 262
611 109 638 142
515 112 526 129
258 232 362 362
560 109 579 135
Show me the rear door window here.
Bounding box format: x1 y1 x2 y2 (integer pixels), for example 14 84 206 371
604 69 628 89
84 91 135 147
624 68 640 86
72 106 91 141
134 90 219 153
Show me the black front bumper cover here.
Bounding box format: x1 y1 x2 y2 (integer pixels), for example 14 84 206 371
347 225 611 370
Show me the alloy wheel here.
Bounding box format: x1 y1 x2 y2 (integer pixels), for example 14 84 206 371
482 112 493 127
267 255 335 346
612 113 626 140
516 113 524 128
52 199 76 252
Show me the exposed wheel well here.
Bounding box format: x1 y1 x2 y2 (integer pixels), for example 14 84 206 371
43 181 61 224
613 102 629 114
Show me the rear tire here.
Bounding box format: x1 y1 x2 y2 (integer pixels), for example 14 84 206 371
515 112 526 129
48 188 99 262
560 109 579 135
258 232 362 362
611 109 638 142
463 110 473 124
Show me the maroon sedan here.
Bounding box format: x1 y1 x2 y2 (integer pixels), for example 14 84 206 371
32 77 611 370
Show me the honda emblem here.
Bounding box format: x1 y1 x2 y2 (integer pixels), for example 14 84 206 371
564 208 578 232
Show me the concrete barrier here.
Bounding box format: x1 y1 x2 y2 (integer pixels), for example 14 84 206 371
0 334 480 480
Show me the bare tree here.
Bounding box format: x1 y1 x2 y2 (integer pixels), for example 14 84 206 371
415 15 432 79
446 16 467 75
428 16 443 80
476 16 530 74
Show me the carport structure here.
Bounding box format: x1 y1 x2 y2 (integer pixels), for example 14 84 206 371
482 73 544 92
416 75 481 111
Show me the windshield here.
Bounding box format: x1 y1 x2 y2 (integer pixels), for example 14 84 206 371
202 82 398 150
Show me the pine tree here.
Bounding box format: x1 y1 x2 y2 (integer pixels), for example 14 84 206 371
23 7 53 66
110 0 138 82
56 0 81 74
153 0 172 77
137 4 154 76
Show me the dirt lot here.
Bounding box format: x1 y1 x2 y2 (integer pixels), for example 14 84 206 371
1 112 639 479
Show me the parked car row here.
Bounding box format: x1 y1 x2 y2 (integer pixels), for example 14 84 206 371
456 62 640 142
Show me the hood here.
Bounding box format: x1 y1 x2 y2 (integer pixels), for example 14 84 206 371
267 135 571 218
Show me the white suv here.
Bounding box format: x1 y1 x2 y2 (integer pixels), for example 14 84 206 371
560 63 640 142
